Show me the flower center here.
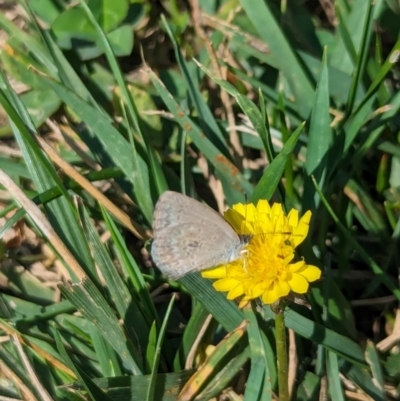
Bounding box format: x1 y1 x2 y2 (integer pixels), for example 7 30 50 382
244 234 294 282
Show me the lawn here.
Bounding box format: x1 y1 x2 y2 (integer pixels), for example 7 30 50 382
0 0 399 400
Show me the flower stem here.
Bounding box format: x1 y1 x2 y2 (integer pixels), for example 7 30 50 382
274 303 289 401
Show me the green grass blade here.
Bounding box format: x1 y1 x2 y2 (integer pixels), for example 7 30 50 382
365 340 386 400
326 351 345 401
53 327 114 401
305 48 331 178
162 15 229 154
345 1 375 116
60 279 143 374
313 175 400 302
0 73 94 275
197 348 251 400
103 208 158 327
251 123 305 203
262 307 366 366
146 294 176 401
243 307 272 401
80 204 152 353
91 327 122 377
239 0 314 117
343 361 387 401
147 68 253 201
35 75 154 222
180 274 243 332
78 0 167 197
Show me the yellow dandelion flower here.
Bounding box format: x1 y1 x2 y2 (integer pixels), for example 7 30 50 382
201 200 321 307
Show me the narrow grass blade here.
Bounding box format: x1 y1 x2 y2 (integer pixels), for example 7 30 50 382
70 371 194 400
330 0 369 74
59 279 143 374
53 328 114 401
251 123 305 203
78 0 167 197
179 274 243 333
343 361 387 401
262 307 366 366
243 307 272 401
312 175 400 302
194 60 276 165
90 327 122 377
305 48 331 179
326 351 345 401
80 204 151 353
196 347 251 400
365 340 386 400
239 0 314 117
345 1 375 116
0 73 94 274
146 294 176 401
162 15 229 153
147 68 253 201
35 76 154 222
177 323 247 400
353 37 400 115
146 322 157 374
102 208 158 327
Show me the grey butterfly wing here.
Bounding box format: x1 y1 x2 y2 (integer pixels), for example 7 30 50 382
151 191 243 279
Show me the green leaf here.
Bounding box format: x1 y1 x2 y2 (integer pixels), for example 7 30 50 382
106 25 134 56
365 340 386 400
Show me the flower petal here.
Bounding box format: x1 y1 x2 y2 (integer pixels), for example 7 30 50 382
238 296 251 308
251 281 268 298
299 265 321 282
271 203 284 219
224 208 244 231
292 210 311 246
201 266 227 279
288 273 309 293
288 260 305 272
227 283 244 299
213 278 239 292
261 287 279 304
256 199 271 215
287 209 299 228
276 280 290 297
